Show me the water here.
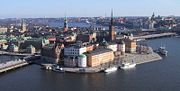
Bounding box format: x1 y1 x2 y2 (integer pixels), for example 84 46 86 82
0 37 180 91
49 22 107 29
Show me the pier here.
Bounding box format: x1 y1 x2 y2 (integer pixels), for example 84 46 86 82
133 33 177 40
0 59 29 73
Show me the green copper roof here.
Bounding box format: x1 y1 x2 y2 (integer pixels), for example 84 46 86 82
79 54 86 58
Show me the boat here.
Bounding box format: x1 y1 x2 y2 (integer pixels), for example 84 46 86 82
158 46 168 56
104 66 118 73
121 61 136 69
52 65 65 73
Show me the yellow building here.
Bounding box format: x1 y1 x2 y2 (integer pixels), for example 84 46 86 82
86 48 114 67
124 37 137 53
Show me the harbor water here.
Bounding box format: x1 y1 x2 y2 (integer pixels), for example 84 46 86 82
0 37 180 91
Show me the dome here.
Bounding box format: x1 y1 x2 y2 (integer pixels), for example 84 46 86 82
79 54 86 58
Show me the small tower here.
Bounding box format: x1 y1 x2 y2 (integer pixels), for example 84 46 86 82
21 19 27 33
109 10 116 41
63 16 68 32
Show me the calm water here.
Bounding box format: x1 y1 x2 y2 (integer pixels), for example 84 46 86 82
0 37 180 91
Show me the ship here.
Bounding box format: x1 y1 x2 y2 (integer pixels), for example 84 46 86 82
158 46 168 56
104 66 118 73
121 61 136 69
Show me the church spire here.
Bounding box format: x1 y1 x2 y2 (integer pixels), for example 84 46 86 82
109 9 116 41
111 9 114 26
63 15 68 32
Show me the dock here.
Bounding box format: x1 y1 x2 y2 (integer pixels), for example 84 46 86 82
121 52 162 65
0 59 29 73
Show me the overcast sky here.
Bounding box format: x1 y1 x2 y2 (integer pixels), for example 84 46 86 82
0 0 180 18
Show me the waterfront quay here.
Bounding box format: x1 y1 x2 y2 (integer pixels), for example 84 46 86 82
121 52 162 65
0 55 40 73
51 51 162 73
0 59 29 73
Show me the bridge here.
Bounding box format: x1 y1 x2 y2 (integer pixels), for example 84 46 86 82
133 33 177 40
0 59 29 73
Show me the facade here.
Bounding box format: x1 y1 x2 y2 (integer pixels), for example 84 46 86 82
64 57 77 67
8 44 19 52
86 44 95 52
86 48 114 67
117 40 126 55
77 32 96 43
0 27 7 34
21 38 49 51
124 37 137 53
25 45 36 54
78 54 87 68
107 43 117 52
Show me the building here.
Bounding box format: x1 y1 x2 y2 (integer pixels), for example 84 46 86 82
77 32 96 43
117 40 125 55
64 45 86 57
8 43 19 52
25 45 36 54
86 48 114 67
0 27 7 34
86 44 95 52
107 43 117 52
124 36 137 53
78 54 87 68
41 44 61 63
21 38 49 51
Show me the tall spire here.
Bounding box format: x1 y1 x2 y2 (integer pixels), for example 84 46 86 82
109 9 116 41
111 9 114 26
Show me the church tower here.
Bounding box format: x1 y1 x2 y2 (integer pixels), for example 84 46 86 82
63 16 68 32
109 10 116 41
149 12 156 29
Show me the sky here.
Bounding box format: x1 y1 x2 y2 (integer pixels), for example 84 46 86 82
0 0 180 18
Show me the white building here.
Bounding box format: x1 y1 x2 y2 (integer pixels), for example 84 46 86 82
64 46 87 57
107 44 117 52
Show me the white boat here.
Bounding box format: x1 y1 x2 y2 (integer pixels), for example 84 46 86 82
104 66 118 73
121 62 136 69
52 65 65 73
158 46 168 56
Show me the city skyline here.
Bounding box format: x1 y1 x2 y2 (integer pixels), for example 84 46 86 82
0 0 180 18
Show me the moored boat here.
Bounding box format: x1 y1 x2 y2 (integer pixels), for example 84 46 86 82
121 61 136 69
158 46 168 56
52 65 65 73
104 66 118 73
